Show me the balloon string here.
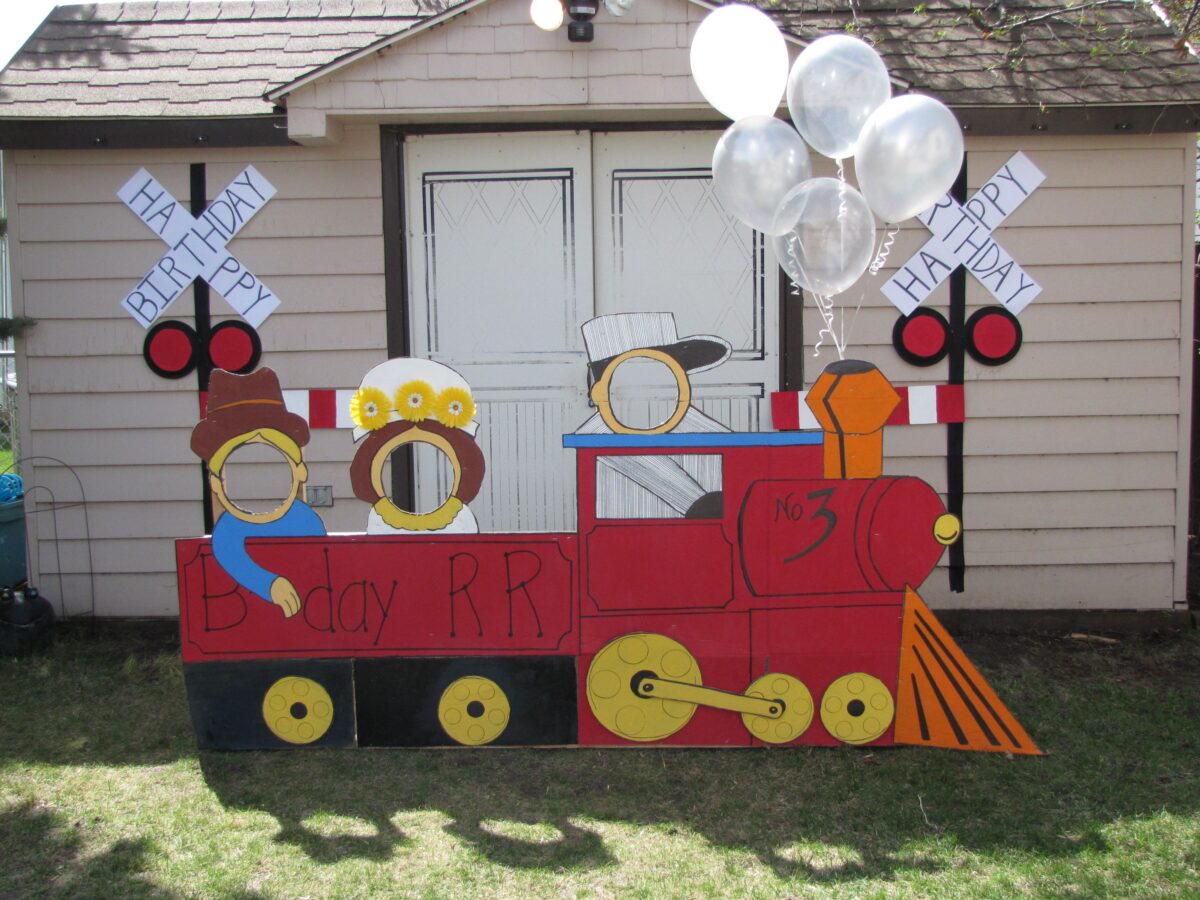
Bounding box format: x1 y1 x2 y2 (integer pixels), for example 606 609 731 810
785 239 845 361
811 292 846 361
868 224 899 276
843 224 899 351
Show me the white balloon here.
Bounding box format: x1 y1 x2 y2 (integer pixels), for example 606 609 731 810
855 94 964 223
712 117 812 236
772 178 877 296
786 34 891 160
690 4 788 121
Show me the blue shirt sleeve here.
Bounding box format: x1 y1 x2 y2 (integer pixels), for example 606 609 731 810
210 501 327 604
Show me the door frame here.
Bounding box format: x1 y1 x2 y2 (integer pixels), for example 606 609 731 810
379 123 805 508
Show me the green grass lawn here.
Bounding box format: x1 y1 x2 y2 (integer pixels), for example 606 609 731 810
2 627 1199 898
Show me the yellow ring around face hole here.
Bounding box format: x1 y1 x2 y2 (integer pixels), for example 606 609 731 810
589 348 692 435
369 426 465 531
209 431 306 525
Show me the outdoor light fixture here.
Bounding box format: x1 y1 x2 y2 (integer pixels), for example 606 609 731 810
530 0 633 41
530 0 564 31
567 0 599 42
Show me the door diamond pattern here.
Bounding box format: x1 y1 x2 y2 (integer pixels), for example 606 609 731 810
610 169 764 356
422 170 578 357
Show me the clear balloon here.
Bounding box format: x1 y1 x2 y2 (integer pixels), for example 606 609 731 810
690 4 789 121
772 178 877 296
854 94 964 223
712 117 813 236
786 34 891 160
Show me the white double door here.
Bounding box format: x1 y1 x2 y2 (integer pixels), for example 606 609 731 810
404 130 781 532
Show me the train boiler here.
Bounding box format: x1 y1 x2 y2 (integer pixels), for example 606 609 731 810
176 359 1038 755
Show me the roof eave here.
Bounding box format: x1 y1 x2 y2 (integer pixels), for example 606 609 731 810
265 0 493 104
0 114 294 150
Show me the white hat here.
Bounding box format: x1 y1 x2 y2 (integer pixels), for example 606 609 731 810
349 357 479 441
581 312 731 384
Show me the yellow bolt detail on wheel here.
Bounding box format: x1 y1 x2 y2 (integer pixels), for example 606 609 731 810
587 633 701 742
742 673 814 744
262 676 334 745
438 676 510 746
820 673 894 745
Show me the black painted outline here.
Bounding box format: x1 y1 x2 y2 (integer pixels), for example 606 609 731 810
965 306 1023 367
143 319 199 379
892 308 951 368
206 320 262 375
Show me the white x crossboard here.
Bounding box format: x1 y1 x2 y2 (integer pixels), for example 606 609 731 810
881 152 1046 317
117 166 281 329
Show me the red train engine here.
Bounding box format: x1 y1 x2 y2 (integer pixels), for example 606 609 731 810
177 425 1037 755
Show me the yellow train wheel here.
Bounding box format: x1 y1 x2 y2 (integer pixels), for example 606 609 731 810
742 673 814 744
262 676 334 745
820 673 894 745
438 676 510 746
586 633 700 742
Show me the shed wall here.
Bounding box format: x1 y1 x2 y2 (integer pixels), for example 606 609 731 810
8 127 1193 616
869 134 1195 610
7 125 388 616
283 0 719 133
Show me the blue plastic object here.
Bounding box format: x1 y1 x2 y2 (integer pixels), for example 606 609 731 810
0 474 23 503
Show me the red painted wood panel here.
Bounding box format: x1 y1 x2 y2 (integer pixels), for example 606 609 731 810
178 534 578 662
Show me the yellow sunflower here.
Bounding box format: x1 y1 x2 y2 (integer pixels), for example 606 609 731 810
350 385 391 431
434 386 476 429
396 380 435 422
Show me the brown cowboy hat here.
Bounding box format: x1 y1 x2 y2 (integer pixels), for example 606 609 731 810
190 368 310 463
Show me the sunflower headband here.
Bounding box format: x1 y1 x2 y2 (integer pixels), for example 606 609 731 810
349 379 476 432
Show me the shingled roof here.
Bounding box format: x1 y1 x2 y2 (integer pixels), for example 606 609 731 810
766 0 1200 110
0 0 1197 128
0 0 442 118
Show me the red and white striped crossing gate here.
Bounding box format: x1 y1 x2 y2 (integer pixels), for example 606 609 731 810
771 384 965 432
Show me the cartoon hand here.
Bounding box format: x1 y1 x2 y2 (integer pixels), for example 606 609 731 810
269 577 302 618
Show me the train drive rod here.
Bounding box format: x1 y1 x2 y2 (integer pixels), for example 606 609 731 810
634 676 784 719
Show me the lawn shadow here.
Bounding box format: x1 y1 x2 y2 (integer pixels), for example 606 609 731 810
7 629 1199 887
0 800 180 898
196 633 1200 884
0 625 194 767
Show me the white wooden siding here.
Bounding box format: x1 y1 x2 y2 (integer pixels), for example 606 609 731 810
856 134 1195 611
8 126 389 616
284 0 716 133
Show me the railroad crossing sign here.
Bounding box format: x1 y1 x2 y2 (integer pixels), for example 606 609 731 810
882 152 1046 316
117 166 280 329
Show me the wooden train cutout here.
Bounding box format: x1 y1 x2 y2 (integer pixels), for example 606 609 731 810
178 356 1040 754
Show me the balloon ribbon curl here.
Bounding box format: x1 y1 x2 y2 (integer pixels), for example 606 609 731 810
785 223 846 361
868 224 899 276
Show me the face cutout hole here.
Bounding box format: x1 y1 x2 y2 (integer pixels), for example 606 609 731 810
384 439 455 514
606 356 684 431
219 440 297 516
